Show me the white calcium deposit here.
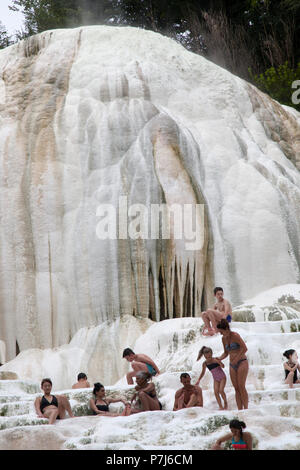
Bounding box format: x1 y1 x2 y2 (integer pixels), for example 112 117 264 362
0 26 299 360
1 285 300 450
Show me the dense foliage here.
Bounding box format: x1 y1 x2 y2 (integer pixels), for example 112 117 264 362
2 0 300 109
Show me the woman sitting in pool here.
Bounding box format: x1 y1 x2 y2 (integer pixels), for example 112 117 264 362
211 419 252 450
90 382 131 416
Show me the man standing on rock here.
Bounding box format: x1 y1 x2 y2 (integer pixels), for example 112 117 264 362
201 287 232 336
173 373 203 410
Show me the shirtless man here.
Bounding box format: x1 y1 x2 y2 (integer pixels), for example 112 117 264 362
34 378 75 424
173 373 203 410
122 348 160 385
72 373 90 389
201 287 232 336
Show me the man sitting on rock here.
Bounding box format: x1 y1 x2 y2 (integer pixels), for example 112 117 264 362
173 373 203 410
72 372 90 389
201 287 232 336
122 348 160 385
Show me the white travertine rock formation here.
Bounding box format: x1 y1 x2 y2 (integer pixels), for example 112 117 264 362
1 284 300 450
0 26 300 361
0 341 5 365
0 315 152 389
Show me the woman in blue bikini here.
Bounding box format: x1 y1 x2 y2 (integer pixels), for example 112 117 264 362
217 319 249 410
122 348 160 384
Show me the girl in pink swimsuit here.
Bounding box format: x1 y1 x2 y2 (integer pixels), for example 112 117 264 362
195 346 228 410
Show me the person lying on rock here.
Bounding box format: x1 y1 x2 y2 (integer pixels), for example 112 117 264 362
173 373 203 410
201 287 232 336
211 419 252 450
283 349 300 388
122 348 160 384
34 378 75 424
72 372 90 389
90 382 131 416
129 371 162 413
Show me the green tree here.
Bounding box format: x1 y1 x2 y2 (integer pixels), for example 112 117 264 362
10 0 82 36
0 22 11 49
250 62 300 111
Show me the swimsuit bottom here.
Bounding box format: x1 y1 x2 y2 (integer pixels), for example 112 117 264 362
230 358 247 371
145 391 162 409
42 412 60 419
146 363 157 376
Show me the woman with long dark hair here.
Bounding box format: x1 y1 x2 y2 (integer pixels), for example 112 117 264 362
90 382 131 416
212 419 252 450
283 349 300 388
217 319 249 410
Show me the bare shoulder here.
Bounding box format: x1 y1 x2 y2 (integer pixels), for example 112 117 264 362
231 331 242 340
34 395 42 403
175 388 184 397
138 353 153 363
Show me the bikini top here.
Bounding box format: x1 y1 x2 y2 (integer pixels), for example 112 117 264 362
40 395 58 413
95 399 109 412
225 342 240 351
206 362 220 370
232 437 247 450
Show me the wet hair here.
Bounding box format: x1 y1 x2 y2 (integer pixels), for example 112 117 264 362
229 419 246 439
217 319 230 331
197 346 213 361
180 373 190 380
283 349 296 360
214 287 223 295
136 371 151 382
77 373 87 381
41 378 52 387
123 348 135 358
93 382 104 395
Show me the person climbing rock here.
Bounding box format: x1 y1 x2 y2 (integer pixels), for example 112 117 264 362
122 348 160 384
196 346 228 410
201 287 232 336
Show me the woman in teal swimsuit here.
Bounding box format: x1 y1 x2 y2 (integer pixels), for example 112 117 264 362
217 319 249 410
212 420 252 450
